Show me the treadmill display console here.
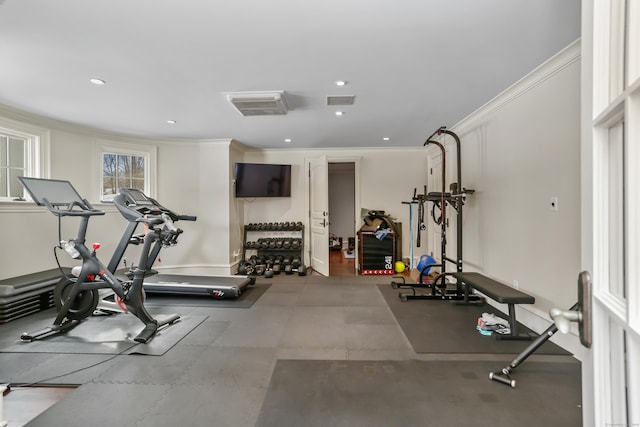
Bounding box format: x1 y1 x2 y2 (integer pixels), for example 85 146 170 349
120 188 153 206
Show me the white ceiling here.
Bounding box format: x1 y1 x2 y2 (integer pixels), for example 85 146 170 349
0 0 580 149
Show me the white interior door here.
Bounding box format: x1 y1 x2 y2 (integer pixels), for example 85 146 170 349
585 1 640 425
308 155 329 276
427 148 443 263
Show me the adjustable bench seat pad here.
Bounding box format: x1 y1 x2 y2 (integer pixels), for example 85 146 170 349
453 272 535 304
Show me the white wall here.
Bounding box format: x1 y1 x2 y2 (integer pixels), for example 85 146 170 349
452 41 582 352
155 139 236 275
0 106 236 279
1 108 400 279
240 148 429 266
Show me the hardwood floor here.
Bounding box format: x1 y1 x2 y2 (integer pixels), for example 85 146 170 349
2 385 76 426
329 248 356 276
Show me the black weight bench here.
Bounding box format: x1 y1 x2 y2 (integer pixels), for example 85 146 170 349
453 272 535 340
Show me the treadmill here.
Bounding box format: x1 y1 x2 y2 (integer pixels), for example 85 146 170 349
142 274 254 299
115 188 255 300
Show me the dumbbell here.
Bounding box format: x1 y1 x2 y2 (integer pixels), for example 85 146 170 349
292 256 301 268
254 264 266 276
272 263 282 274
296 264 306 276
284 264 294 275
238 261 254 276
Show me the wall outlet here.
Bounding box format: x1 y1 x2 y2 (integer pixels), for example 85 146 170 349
550 197 558 211
512 279 519 289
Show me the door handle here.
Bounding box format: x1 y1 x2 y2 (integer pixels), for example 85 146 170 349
549 271 592 348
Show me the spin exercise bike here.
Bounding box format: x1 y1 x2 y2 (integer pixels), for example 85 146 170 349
18 177 195 343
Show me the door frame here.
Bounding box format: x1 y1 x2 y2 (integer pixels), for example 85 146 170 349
327 159 359 274
328 157 361 272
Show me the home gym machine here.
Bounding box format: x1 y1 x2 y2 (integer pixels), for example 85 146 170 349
392 126 476 301
17 177 193 343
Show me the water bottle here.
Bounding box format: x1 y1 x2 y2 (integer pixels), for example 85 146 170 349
61 240 81 259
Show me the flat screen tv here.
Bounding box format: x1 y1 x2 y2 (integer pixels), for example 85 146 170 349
234 163 292 198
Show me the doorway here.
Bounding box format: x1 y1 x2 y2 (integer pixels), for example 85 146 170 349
328 162 356 276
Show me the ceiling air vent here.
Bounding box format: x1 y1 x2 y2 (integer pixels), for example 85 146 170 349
226 91 288 116
326 95 355 106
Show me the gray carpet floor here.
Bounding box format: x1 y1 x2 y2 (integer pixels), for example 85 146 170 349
0 275 581 426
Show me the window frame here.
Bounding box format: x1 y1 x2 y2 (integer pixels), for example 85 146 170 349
0 117 50 204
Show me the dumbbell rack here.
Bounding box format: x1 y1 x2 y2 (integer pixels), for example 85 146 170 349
240 222 306 276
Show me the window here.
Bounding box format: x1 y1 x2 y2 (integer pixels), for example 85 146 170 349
0 119 49 202
0 133 26 199
102 152 146 196
96 140 156 202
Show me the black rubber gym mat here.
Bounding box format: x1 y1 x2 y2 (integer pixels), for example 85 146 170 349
145 282 271 308
255 359 582 427
377 284 570 355
0 314 207 356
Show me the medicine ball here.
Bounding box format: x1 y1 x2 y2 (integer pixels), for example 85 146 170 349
417 255 437 274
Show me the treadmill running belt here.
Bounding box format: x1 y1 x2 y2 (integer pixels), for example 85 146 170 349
143 274 253 299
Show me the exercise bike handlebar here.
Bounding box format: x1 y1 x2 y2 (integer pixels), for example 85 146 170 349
42 197 105 218
112 189 196 248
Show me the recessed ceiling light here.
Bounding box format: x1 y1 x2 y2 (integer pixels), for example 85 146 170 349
284 138 292 143
167 120 176 124
89 78 106 85
383 137 390 141
335 111 344 116
336 80 347 87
